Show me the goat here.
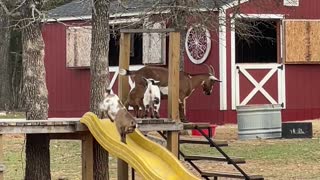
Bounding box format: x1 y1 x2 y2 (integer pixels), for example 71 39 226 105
124 78 161 118
143 78 161 119
119 64 220 122
124 82 146 118
99 90 137 143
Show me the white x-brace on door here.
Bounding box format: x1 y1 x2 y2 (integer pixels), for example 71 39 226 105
233 63 286 109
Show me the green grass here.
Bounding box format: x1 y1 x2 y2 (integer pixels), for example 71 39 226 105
4 136 320 179
0 112 25 119
4 137 121 180
181 138 320 179
182 138 320 163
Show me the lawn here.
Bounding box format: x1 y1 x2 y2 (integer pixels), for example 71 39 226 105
2 114 320 179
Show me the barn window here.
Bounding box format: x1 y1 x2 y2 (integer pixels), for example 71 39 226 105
142 21 166 65
235 20 278 63
284 20 320 64
66 26 91 68
109 33 143 66
66 26 143 68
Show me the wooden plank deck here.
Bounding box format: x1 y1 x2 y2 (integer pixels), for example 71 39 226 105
0 118 183 134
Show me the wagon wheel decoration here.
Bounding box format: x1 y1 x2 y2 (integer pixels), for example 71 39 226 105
185 25 211 64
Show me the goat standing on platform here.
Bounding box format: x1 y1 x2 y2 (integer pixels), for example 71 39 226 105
119 64 220 122
124 82 146 118
99 90 137 143
143 78 161 119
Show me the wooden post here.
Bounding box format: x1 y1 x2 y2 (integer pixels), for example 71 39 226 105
167 32 181 157
118 32 131 180
82 133 94 180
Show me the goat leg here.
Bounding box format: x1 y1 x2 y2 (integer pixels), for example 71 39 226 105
150 103 155 118
179 102 189 123
139 105 144 118
133 106 139 118
144 105 150 118
154 111 160 119
121 133 126 144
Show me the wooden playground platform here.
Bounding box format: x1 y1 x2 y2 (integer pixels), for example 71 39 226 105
0 118 183 180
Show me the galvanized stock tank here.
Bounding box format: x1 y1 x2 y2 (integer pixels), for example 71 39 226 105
236 104 282 140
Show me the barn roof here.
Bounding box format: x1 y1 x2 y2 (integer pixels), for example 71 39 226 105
47 0 239 21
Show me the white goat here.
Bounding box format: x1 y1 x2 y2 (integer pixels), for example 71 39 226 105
143 78 161 118
99 90 137 143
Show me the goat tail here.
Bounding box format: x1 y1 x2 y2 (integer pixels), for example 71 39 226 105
119 68 134 76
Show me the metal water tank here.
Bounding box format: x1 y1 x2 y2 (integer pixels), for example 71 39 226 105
237 104 282 140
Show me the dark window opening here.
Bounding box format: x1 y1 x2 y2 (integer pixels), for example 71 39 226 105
109 33 143 66
236 20 278 63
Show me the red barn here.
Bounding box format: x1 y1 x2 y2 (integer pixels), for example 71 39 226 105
44 0 320 124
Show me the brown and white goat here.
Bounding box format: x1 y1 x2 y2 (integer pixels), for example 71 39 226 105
124 82 146 118
99 90 137 143
124 78 161 118
119 64 220 122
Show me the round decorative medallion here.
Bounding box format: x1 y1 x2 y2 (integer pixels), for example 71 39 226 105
185 25 211 64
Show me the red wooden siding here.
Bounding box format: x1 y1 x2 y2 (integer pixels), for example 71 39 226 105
284 65 320 121
184 19 223 124
43 23 171 118
43 23 91 117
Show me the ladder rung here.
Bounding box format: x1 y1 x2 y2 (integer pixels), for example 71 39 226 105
179 137 228 146
184 155 246 164
201 171 264 179
183 123 212 129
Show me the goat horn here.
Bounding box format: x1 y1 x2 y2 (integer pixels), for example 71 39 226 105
203 64 213 74
209 65 215 76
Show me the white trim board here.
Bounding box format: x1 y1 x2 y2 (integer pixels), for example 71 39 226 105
233 14 285 19
219 10 227 110
109 65 144 72
218 0 250 110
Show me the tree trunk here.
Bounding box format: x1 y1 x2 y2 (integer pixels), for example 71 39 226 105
21 0 50 179
174 0 187 71
90 0 111 179
0 8 11 111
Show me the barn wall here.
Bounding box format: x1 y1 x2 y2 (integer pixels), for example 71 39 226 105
44 0 320 124
43 23 91 117
223 0 320 123
43 22 170 119
184 14 225 124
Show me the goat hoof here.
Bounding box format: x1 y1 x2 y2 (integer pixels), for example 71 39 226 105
181 118 189 123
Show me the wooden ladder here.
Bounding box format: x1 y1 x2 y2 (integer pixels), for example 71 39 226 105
158 123 264 180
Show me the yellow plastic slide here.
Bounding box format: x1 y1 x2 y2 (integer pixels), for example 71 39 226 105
80 112 200 180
